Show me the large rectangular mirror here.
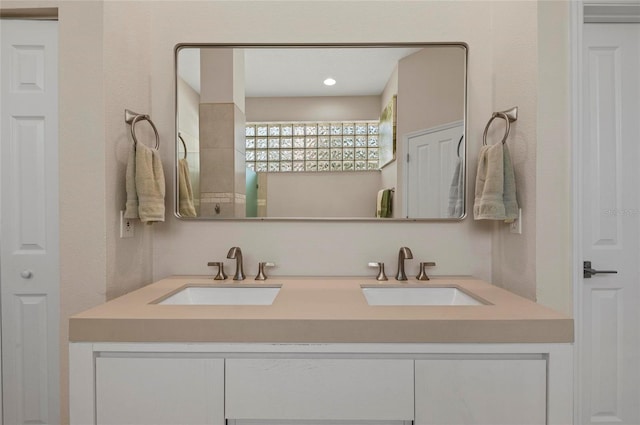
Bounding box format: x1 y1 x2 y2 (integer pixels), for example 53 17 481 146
175 43 467 220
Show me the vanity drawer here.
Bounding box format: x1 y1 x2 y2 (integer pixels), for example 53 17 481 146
225 358 414 420
96 356 224 425
415 358 547 425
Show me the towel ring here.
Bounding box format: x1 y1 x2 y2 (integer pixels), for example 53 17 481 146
178 133 188 160
125 109 159 150
457 135 464 158
482 106 518 146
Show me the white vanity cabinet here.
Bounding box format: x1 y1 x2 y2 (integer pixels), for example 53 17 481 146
414 358 547 425
70 343 572 425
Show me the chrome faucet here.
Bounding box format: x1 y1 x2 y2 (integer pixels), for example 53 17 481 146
227 247 246 281
395 247 413 281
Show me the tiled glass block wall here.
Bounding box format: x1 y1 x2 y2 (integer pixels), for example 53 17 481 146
245 121 380 172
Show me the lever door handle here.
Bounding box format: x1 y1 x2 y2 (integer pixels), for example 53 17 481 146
583 261 618 278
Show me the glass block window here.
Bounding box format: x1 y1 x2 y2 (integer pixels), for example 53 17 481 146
245 121 379 172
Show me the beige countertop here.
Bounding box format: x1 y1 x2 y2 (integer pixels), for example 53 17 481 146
69 276 574 344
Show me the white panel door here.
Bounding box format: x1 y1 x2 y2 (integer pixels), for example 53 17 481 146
0 20 59 425
405 121 463 218
580 23 640 425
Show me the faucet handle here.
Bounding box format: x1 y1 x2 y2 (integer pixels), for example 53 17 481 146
368 262 388 281
416 261 436 281
207 261 227 280
255 262 275 281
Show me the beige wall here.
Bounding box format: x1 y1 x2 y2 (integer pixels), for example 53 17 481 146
489 1 538 301
58 4 108 424
104 1 154 301
536 0 572 315
380 65 399 215
150 1 495 282
200 48 245 112
398 46 466 132
265 172 381 218
246 95 381 122
178 77 200 152
177 77 201 210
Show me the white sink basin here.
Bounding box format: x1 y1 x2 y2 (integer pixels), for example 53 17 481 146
361 285 485 306
157 285 281 305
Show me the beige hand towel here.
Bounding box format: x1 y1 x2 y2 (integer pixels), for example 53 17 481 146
502 144 519 221
473 142 518 221
178 158 197 217
123 142 139 219
135 143 166 224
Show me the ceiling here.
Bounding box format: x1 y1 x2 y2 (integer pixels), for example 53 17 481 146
178 46 422 98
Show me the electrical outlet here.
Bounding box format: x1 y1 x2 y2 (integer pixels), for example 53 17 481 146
120 210 134 238
510 208 522 234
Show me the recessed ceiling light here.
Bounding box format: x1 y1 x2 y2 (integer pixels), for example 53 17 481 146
323 78 336 86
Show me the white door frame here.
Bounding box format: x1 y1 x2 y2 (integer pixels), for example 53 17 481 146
570 4 585 422
571 1 640 423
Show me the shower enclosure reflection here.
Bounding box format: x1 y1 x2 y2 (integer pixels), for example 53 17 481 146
175 44 467 220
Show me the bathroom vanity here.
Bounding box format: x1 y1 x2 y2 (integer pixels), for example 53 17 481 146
69 276 573 425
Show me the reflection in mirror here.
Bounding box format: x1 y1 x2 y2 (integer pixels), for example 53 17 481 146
175 44 467 220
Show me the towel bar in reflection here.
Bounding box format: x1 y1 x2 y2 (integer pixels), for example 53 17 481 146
457 135 464 157
178 133 188 159
125 109 159 149
482 106 518 146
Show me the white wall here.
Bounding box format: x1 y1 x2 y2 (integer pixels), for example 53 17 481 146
265 171 381 218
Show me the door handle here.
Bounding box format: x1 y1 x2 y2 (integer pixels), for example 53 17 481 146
20 270 33 279
583 261 618 278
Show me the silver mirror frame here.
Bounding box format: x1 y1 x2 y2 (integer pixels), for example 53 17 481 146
174 42 468 222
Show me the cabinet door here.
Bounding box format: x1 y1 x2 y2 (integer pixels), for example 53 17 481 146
226 358 414 420
415 358 546 425
96 356 224 425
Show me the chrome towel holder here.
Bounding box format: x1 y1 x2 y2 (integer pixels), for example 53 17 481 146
482 106 518 146
125 109 159 149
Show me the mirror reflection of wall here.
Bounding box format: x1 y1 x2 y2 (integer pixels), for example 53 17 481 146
176 44 467 220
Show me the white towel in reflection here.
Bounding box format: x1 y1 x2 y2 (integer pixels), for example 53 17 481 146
447 158 464 218
376 189 384 217
178 158 197 217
